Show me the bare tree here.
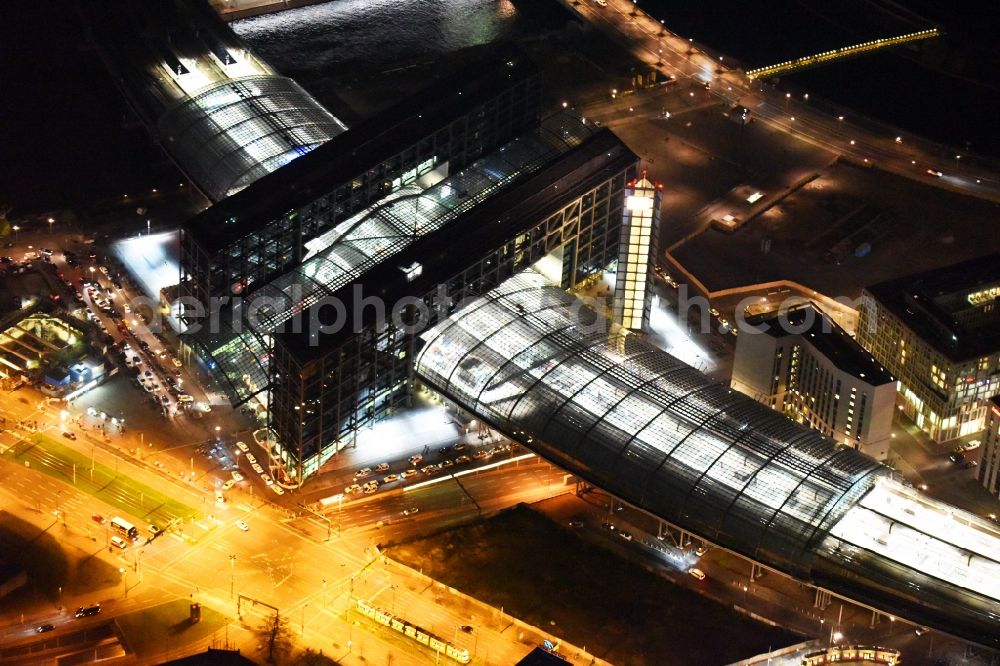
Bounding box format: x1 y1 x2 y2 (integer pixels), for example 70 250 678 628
257 612 294 663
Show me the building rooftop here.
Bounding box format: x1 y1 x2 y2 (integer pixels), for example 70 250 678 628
189 112 596 402
274 127 637 361
414 272 1000 647
184 54 539 253
746 304 894 386
82 0 344 202
865 253 1000 363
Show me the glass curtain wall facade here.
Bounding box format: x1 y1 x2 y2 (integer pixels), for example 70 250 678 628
613 175 661 331
269 135 638 476
185 113 597 406
179 68 542 308
415 272 1000 647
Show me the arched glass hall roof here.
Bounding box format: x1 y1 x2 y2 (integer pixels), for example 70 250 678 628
414 271 1000 646
159 75 346 201
415 271 888 573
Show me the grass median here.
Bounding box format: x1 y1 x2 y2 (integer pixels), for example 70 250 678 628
7 432 197 525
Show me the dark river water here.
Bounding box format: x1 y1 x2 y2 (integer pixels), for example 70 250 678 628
233 0 1000 157
1 0 996 214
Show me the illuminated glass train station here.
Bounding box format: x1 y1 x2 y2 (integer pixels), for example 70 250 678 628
87 0 1000 648
416 272 1000 647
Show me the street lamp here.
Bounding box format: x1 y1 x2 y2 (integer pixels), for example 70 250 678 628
47 217 54 234
229 554 236 599
12 225 19 243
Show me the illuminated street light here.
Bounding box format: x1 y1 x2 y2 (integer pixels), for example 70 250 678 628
47 217 55 234
12 225 19 243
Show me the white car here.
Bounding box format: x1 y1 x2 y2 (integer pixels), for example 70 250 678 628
688 568 706 581
271 485 285 495
402 507 419 516
344 484 361 495
222 479 235 491
215 490 226 504
235 520 249 532
355 467 372 479
231 470 244 482
383 474 398 484
408 454 423 465
251 463 264 474
261 474 274 486
363 484 378 495
594 0 607 6
236 441 249 452
245 453 257 464
374 463 390 473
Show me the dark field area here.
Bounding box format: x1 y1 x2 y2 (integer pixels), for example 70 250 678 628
0 511 118 607
390 505 796 666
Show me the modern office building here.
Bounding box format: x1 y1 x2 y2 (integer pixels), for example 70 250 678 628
180 107 598 410
856 253 1000 442
732 305 895 460
269 126 640 476
979 396 1000 497
80 0 347 202
178 59 542 308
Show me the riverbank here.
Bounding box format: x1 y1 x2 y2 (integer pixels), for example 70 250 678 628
209 0 331 22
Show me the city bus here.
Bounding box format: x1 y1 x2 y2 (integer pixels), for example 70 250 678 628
109 516 139 541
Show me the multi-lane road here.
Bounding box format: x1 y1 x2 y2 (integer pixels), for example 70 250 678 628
566 0 1000 201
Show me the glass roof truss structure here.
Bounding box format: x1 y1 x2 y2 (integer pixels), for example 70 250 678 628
193 114 596 405
415 271 889 576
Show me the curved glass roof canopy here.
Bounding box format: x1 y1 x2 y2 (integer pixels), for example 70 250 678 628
159 75 346 201
415 271 1000 645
